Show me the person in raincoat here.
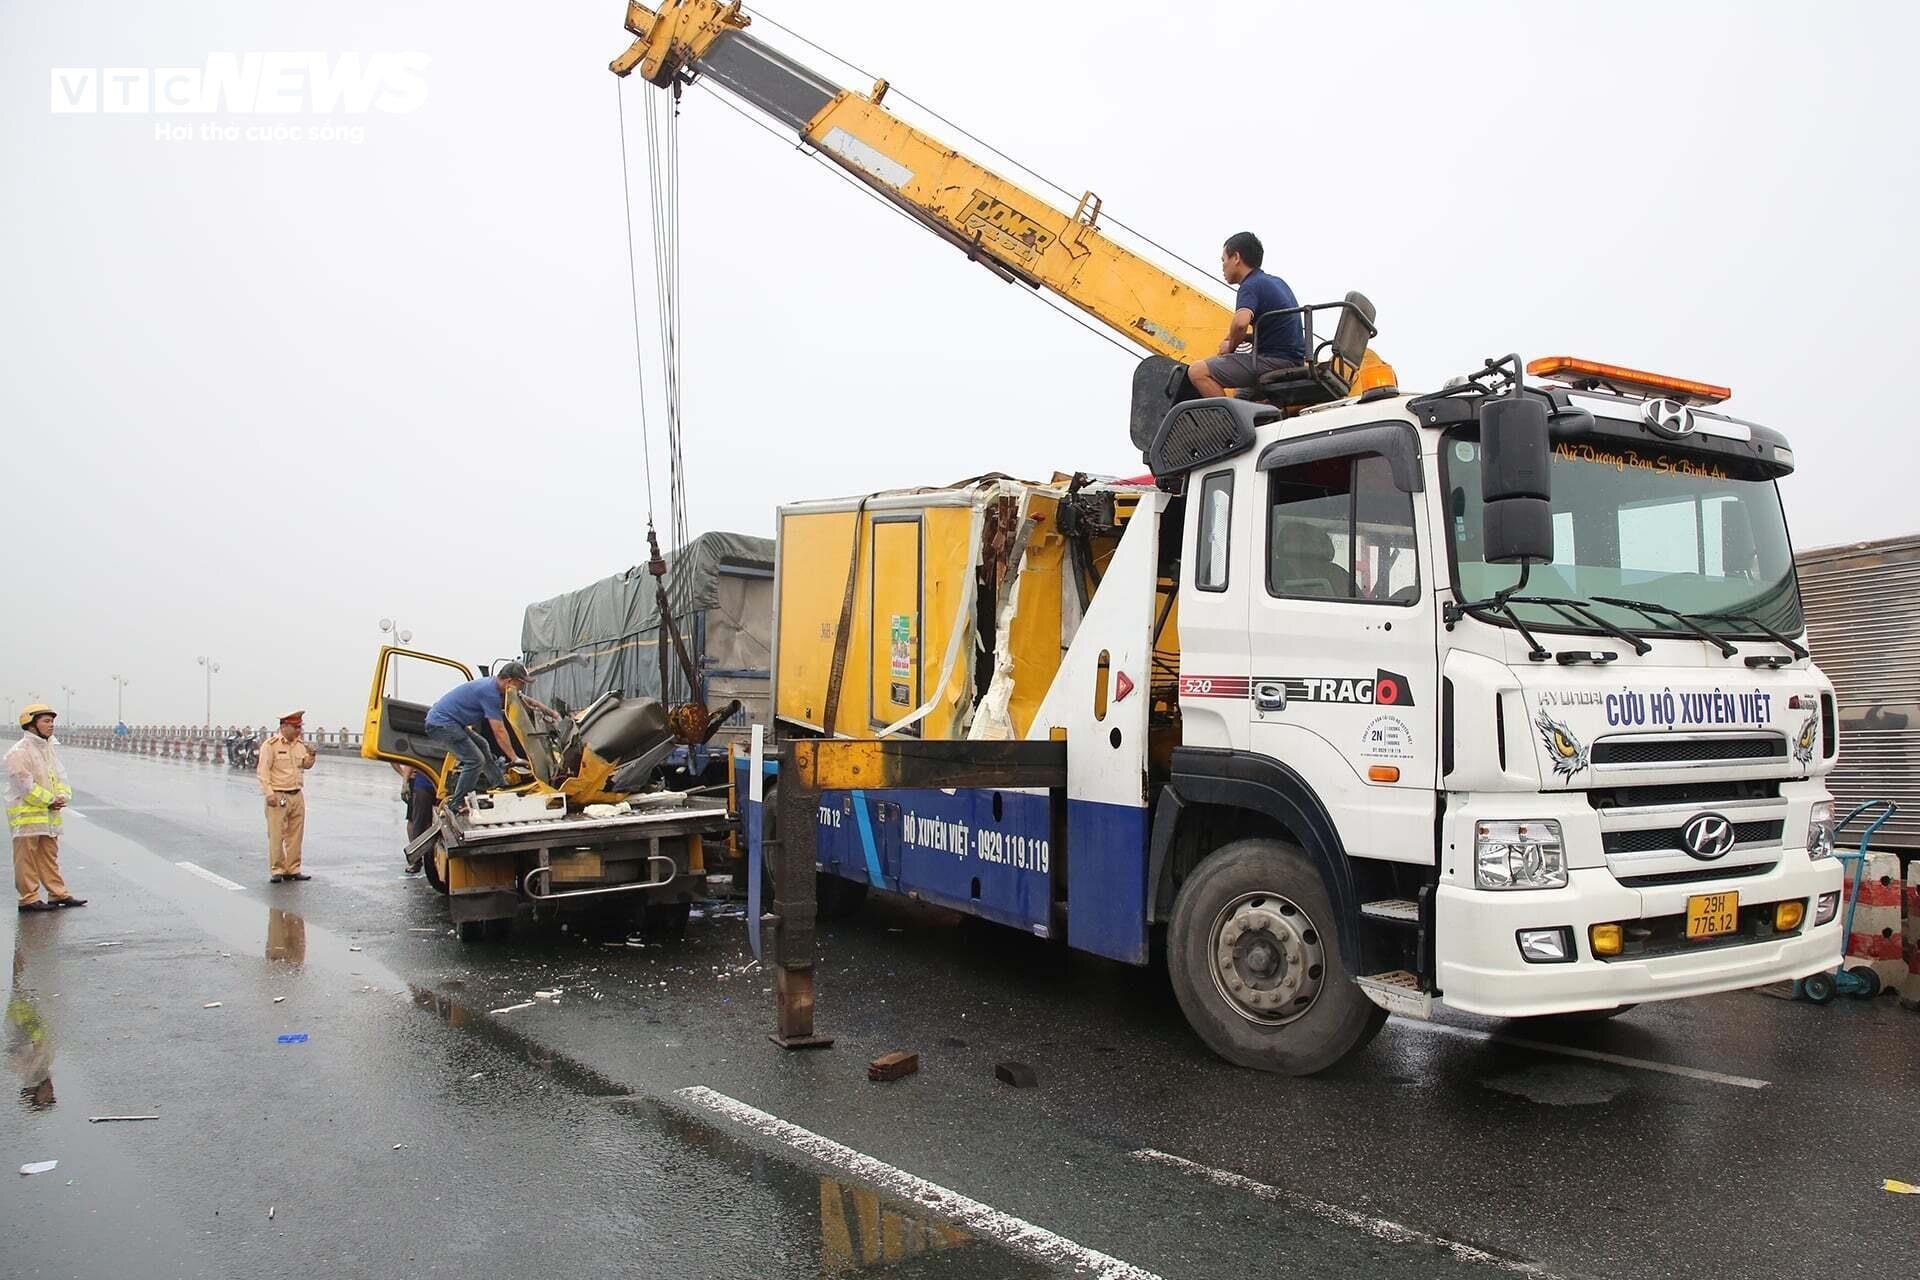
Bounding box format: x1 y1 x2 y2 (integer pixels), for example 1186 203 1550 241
6 705 85 912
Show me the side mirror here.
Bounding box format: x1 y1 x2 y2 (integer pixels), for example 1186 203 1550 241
1479 396 1553 565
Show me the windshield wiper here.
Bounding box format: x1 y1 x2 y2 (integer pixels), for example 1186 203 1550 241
1700 611 1809 663
1507 596 1653 657
1591 596 1738 658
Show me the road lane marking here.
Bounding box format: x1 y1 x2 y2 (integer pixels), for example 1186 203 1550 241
174 861 245 892
1132 1149 1564 1278
675 1086 1160 1280
1393 1018 1770 1089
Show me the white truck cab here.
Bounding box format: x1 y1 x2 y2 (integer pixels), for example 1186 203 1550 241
1155 353 1841 1063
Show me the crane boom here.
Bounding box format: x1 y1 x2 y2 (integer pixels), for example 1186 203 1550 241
610 0 1231 362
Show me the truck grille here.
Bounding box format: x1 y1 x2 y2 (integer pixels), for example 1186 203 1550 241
1585 780 1779 810
1602 820 1784 856
1590 737 1785 765
1615 862 1778 888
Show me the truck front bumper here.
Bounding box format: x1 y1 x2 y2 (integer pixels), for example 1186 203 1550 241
1435 851 1843 1017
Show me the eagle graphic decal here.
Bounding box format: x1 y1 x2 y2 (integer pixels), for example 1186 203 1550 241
1536 709 1590 783
1793 710 1819 768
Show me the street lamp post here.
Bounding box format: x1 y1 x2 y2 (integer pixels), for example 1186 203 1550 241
111 674 130 724
196 656 220 728
379 619 414 696
59 684 77 721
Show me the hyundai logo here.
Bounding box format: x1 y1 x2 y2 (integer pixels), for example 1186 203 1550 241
1681 812 1736 860
1643 398 1696 439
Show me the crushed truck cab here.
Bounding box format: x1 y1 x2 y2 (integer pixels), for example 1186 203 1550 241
758 354 1844 1074
362 646 731 941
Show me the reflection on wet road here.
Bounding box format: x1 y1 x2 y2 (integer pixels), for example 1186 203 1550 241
2 748 1916 1280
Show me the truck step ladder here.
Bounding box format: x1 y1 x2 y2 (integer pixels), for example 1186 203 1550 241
1359 898 1420 924
1356 969 1431 1019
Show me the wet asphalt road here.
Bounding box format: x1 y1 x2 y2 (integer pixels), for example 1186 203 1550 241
4 750 1919 1280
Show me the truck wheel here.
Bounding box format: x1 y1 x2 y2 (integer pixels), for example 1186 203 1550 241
422 845 450 896
1167 837 1384 1076
644 901 692 939
817 875 870 920
457 919 487 943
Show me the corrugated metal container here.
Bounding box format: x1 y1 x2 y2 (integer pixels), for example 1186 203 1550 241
1798 535 1920 849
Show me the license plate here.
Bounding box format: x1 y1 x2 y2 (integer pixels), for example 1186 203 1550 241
549 852 603 883
1685 891 1739 940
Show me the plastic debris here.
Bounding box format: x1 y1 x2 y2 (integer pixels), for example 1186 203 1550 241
1887 1179 1920 1195
19 1161 57 1176
272 997 286 1004
348 946 363 953
534 989 562 1001
277 1033 309 1045
88 1115 159 1123
994 1061 1038 1089
202 1002 222 1009
268 1206 275 1219
467 1072 485 1080
392 1143 406 1151
490 1002 534 1014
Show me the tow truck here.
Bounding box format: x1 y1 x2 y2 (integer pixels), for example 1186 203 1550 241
612 3 1845 1072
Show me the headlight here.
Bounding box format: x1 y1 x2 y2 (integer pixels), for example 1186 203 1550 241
1475 820 1568 890
1807 800 1835 860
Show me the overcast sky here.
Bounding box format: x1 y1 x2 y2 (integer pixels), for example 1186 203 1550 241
3 0 1916 729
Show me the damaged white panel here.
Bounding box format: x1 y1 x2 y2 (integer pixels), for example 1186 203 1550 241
819 127 914 190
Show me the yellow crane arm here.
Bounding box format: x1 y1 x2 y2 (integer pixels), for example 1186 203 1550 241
610 0 1230 361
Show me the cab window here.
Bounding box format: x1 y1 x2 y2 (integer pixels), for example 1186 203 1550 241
1194 469 1233 592
1267 452 1418 604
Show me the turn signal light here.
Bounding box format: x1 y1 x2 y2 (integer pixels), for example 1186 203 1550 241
1367 765 1400 783
1589 923 1624 957
1526 356 1731 406
1775 901 1806 932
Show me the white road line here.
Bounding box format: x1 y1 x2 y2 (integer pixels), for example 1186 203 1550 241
1393 1018 1770 1090
174 861 246 892
675 1086 1160 1280
1132 1149 1564 1278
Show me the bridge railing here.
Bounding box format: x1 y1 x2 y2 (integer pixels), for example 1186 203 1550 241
60 724 365 762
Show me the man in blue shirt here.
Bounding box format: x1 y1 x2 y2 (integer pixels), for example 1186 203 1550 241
1187 231 1306 399
424 661 532 812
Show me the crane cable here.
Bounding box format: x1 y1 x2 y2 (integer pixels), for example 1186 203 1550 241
613 78 659 530
643 87 691 554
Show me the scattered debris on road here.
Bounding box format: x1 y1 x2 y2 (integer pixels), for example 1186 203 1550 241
88 1115 159 1123
277 1033 309 1045
1886 1178 1919 1195
202 1001 222 1009
869 1051 919 1082
534 989 562 1001
491 1001 535 1014
267 1206 275 1220
272 997 286 1004
994 1061 1038 1088
20 1161 58 1176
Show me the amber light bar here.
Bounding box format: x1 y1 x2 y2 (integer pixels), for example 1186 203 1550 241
1527 356 1731 406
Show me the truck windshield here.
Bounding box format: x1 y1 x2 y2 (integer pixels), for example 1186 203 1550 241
1442 431 1802 639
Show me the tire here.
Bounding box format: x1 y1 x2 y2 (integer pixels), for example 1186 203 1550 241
1166 837 1386 1076
422 845 450 896
1846 965 1883 999
816 874 870 920
456 919 487 943
1802 971 1837 1004
1516 1004 1637 1025
644 901 692 940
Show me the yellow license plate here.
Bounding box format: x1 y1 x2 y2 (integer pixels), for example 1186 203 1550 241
549 852 603 883
1685 891 1739 940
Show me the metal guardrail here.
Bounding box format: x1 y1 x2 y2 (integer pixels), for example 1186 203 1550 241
60 724 364 761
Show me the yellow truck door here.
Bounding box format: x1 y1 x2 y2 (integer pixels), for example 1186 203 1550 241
869 516 923 734
361 646 474 784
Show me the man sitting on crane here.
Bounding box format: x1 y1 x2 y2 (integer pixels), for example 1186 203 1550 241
1186 232 1306 399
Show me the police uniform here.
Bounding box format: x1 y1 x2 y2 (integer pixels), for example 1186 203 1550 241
257 711 316 881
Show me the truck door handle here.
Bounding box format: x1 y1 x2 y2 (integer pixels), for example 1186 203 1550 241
1254 681 1286 712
